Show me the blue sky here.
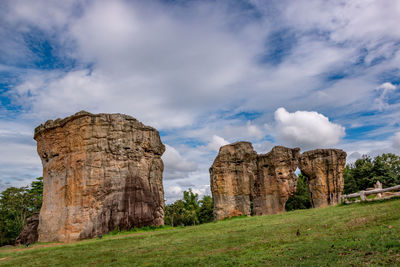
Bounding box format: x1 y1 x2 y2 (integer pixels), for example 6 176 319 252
0 0 400 202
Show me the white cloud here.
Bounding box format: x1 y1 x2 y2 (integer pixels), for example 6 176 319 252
162 144 197 180
378 82 397 91
347 151 363 163
164 185 183 203
6 0 261 129
1 0 400 202
274 107 345 150
192 185 211 199
339 137 397 164
253 141 274 154
0 121 42 191
394 132 400 151
207 135 229 151
375 82 397 111
245 121 264 140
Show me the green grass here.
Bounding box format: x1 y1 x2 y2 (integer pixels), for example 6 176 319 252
1 199 400 266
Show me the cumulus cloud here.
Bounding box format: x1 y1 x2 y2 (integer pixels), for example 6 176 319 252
207 135 229 151
274 107 345 150
162 144 197 180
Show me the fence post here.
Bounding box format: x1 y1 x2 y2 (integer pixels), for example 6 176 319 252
360 191 366 201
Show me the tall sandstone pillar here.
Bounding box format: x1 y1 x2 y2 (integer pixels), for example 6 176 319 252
299 149 347 208
209 142 257 221
253 146 300 215
34 111 165 242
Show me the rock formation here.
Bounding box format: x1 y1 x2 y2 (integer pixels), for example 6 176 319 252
34 111 165 242
299 149 346 208
15 213 39 245
210 143 300 220
253 146 300 215
210 142 348 220
209 142 257 221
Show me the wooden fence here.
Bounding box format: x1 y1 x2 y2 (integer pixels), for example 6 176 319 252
342 184 400 204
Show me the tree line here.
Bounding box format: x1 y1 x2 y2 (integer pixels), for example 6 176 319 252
343 153 400 194
1 153 400 246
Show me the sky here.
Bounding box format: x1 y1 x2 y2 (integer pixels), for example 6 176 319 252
0 0 400 202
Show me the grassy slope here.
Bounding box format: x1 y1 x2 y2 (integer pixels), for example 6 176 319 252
1 199 400 266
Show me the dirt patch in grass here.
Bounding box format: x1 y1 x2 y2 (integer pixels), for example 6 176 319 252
346 217 368 228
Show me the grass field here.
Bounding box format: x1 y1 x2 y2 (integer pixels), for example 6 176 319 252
1 199 400 266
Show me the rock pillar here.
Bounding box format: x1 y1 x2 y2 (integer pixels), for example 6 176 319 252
35 111 165 242
209 142 257 220
299 149 346 208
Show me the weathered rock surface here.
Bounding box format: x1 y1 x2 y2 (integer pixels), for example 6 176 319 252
299 149 346 208
35 111 165 242
210 143 300 220
15 213 39 245
253 146 300 215
209 142 257 221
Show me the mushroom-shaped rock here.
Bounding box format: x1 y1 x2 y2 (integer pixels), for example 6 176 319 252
299 149 346 208
209 142 257 221
34 111 165 242
253 146 301 215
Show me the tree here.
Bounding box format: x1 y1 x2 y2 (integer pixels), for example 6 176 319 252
164 189 214 227
164 199 186 227
0 177 43 246
343 153 400 194
285 174 311 211
198 195 213 224
343 165 358 194
182 189 199 225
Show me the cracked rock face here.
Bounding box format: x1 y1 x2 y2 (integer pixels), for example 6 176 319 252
35 111 165 242
300 149 347 208
209 142 257 221
253 146 300 215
